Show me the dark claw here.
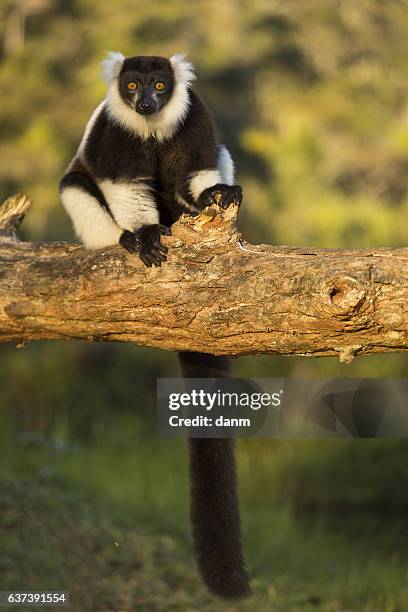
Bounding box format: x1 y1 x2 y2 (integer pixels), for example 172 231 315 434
152 239 168 254
140 252 155 266
140 255 152 267
221 185 243 208
150 247 166 262
156 243 168 254
198 183 243 210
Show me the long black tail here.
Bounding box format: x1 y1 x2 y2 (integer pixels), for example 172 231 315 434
178 351 251 600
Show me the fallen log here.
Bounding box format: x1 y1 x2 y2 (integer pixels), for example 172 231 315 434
1 193 407 361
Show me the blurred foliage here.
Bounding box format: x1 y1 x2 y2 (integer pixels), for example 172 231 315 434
1 2 408 608
2 424 408 611
1 0 408 246
0 0 407 371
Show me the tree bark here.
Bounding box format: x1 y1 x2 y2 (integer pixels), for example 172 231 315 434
1 194 408 361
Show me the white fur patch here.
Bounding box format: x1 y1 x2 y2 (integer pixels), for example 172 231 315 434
99 179 159 230
218 145 235 184
101 51 125 85
61 186 122 249
77 101 106 158
188 169 221 201
104 52 195 142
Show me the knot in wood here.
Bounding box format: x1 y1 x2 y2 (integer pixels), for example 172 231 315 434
320 275 366 318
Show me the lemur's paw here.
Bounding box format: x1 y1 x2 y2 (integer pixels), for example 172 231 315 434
119 230 140 253
137 223 171 267
199 183 243 209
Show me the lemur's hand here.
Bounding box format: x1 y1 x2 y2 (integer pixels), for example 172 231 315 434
119 230 140 253
119 225 170 266
139 224 171 267
198 183 243 209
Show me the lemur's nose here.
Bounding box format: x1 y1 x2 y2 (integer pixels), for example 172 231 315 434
137 100 155 115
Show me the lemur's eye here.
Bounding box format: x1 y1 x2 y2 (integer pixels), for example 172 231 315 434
127 82 138 91
155 82 166 91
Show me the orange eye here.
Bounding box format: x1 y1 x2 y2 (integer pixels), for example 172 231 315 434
127 81 137 91
155 82 166 91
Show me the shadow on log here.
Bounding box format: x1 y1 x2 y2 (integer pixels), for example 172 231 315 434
1 193 408 361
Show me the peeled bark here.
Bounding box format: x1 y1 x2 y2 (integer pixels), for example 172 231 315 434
1 193 408 361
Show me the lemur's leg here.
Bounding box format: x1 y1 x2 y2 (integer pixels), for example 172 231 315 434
178 145 242 213
61 163 168 266
60 169 122 249
197 144 242 209
198 146 242 208
97 178 169 267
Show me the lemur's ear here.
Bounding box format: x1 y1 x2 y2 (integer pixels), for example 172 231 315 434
101 51 125 85
170 53 196 88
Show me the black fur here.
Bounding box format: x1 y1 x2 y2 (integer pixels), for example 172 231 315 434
83 107 158 182
179 352 251 599
81 92 222 218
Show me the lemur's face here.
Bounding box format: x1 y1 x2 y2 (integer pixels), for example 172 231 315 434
119 56 174 116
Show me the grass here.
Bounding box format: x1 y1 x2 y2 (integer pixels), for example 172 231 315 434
2 415 408 611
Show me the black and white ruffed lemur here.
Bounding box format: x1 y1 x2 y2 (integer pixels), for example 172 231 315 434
60 52 250 600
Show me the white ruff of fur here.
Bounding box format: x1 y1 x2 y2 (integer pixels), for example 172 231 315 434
99 179 159 230
188 169 222 201
61 187 122 249
104 52 196 142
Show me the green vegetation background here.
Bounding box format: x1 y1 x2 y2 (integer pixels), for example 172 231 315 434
1 1 408 610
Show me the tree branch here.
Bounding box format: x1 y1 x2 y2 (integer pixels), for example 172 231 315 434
1 193 408 361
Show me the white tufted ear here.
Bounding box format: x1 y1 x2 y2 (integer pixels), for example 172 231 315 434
101 51 125 85
170 53 196 89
